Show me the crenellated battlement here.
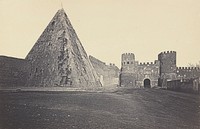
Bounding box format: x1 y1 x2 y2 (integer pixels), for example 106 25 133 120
158 51 176 59
120 50 200 89
121 53 135 64
177 67 200 70
122 53 134 56
159 51 176 55
139 62 153 65
122 53 135 59
138 60 159 66
176 67 200 80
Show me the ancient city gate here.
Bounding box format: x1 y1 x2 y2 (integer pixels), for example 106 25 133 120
144 78 151 88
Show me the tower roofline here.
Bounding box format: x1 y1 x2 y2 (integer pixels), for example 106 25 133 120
158 51 176 55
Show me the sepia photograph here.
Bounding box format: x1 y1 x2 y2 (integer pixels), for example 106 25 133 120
0 0 200 129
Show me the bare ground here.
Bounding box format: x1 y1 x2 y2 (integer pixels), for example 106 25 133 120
0 88 200 129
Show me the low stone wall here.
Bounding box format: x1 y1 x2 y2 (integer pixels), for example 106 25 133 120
0 56 30 87
167 78 200 94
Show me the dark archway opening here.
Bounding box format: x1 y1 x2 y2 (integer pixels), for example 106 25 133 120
144 79 151 88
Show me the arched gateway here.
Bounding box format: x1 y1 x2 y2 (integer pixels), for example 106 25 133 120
144 79 151 88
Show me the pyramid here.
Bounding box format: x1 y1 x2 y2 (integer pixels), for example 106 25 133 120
26 9 101 88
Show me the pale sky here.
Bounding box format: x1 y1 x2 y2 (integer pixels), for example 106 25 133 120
0 0 200 67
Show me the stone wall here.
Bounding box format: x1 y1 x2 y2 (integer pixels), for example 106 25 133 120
158 51 177 74
136 61 160 87
0 56 30 87
158 51 177 87
89 56 119 87
120 59 160 88
120 73 138 87
167 78 200 94
176 67 200 79
121 53 135 73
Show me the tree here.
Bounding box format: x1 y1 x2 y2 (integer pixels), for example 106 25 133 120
188 61 200 68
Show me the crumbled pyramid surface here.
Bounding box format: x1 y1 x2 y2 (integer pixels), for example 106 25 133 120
26 9 101 88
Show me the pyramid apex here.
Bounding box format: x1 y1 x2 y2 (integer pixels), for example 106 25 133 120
51 8 68 22
58 8 65 13
58 8 65 11
57 8 66 14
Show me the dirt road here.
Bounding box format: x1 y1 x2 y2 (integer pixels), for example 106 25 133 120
0 89 199 129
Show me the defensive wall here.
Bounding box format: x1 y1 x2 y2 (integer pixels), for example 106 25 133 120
167 78 200 94
158 51 177 87
176 67 200 79
120 52 160 88
89 55 120 87
136 61 160 88
120 51 200 95
0 56 30 87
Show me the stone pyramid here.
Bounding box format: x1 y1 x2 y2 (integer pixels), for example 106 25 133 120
26 9 101 88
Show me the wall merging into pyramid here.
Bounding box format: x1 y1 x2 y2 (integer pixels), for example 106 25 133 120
26 9 101 88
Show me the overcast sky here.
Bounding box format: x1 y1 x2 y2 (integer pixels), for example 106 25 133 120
0 0 200 67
